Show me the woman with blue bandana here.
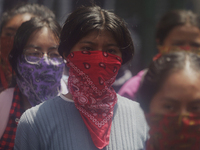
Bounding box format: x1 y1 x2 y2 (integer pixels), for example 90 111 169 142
9 17 66 107
0 3 56 92
0 16 67 149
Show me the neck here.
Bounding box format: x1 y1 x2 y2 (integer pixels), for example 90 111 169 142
22 94 32 110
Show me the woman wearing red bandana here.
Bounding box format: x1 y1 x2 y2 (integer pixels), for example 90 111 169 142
14 6 148 150
118 10 200 100
137 51 200 150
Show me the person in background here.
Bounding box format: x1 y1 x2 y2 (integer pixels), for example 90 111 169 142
0 16 66 149
118 10 200 100
14 5 148 150
137 51 200 150
0 3 55 92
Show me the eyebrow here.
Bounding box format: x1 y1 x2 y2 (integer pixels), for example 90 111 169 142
79 41 94 44
162 98 200 104
79 41 119 47
25 45 58 50
162 97 179 103
4 27 17 31
189 100 200 104
171 41 185 44
24 45 41 49
48 46 59 50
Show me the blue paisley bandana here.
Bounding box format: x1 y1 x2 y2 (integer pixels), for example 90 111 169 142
16 55 65 106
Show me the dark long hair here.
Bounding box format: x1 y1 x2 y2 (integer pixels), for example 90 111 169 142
137 51 200 113
58 5 134 64
0 3 55 35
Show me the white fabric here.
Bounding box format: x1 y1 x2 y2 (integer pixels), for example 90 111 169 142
60 78 68 95
0 88 14 138
59 94 74 102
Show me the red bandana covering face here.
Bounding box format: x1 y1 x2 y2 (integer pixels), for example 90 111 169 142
145 113 200 150
66 50 122 149
0 36 14 89
0 36 14 59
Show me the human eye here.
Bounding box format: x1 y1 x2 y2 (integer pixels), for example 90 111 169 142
171 41 185 47
163 103 176 112
189 105 200 113
81 46 93 51
107 49 117 54
29 52 41 57
191 43 200 48
1 29 16 37
5 32 15 37
106 47 122 57
49 51 61 58
25 49 41 57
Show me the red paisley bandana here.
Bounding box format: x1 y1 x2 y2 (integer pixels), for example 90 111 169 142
145 113 200 150
66 50 122 149
0 36 14 59
0 36 14 89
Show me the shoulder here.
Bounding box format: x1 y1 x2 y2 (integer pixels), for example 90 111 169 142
114 94 148 148
116 94 144 115
0 87 14 96
19 96 75 125
21 96 64 115
116 94 147 128
118 70 146 99
116 94 146 124
121 70 145 88
0 88 15 138
117 94 139 106
0 87 14 103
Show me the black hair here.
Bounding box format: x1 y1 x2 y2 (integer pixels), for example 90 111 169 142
137 51 200 113
0 3 55 35
156 10 200 45
58 5 134 64
9 17 61 76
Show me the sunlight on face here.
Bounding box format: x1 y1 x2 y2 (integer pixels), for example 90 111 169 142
150 69 200 115
24 27 59 54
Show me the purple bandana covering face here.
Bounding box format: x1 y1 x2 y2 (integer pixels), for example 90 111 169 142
16 55 65 106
